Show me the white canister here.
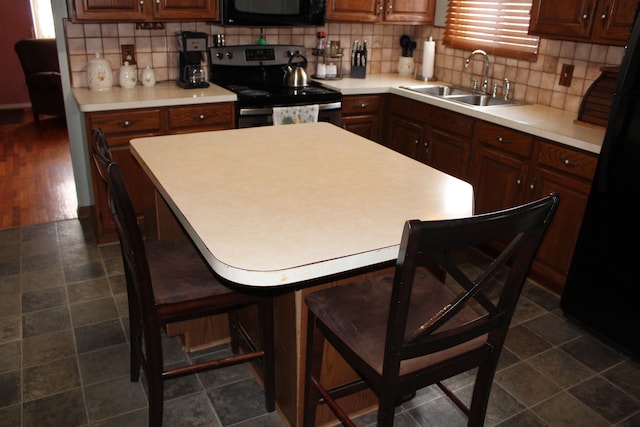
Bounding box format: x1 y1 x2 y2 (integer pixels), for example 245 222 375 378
119 61 137 88
316 63 326 78
397 56 415 76
326 63 337 78
141 65 156 87
87 53 113 91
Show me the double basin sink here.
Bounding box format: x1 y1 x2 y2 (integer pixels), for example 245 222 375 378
400 85 518 107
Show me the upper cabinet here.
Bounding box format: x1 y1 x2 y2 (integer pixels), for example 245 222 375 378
529 0 638 45
326 0 435 24
69 0 219 22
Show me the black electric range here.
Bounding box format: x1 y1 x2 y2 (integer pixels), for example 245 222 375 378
209 45 342 127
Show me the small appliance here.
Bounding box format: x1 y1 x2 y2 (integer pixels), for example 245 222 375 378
177 31 210 89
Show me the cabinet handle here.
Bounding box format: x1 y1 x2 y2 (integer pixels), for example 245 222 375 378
561 157 579 167
191 114 206 120
359 103 368 108
139 0 144 12
155 0 159 11
376 1 383 15
495 135 511 144
121 120 135 127
387 0 393 15
424 138 430 154
601 4 610 24
516 175 522 187
529 176 537 193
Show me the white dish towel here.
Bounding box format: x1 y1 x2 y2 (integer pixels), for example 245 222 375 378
272 104 319 125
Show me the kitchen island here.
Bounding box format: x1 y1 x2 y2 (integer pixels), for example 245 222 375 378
130 122 474 426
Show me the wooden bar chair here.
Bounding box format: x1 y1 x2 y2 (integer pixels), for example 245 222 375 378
303 194 560 427
91 128 276 427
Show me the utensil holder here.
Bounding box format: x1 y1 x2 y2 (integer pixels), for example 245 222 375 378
350 66 366 79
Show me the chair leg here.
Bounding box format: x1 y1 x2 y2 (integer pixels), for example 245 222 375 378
147 372 164 427
467 357 500 427
303 311 325 427
228 310 241 354
259 298 276 412
377 396 397 427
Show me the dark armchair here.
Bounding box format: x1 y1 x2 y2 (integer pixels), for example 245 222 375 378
14 39 65 121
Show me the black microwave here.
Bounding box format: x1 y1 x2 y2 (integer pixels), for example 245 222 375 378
221 0 325 26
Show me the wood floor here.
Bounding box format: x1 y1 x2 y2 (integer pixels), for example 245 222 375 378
0 109 77 229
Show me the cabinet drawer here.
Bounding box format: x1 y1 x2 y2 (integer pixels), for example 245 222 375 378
474 121 533 157
168 103 234 130
425 105 473 138
342 95 381 114
537 141 598 180
89 109 162 135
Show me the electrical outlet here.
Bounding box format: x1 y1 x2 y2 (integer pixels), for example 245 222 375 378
121 44 136 65
559 64 574 87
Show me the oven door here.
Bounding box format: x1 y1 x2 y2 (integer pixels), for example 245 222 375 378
238 102 342 128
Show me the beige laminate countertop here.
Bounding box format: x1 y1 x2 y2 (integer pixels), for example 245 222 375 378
72 81 237 112
317 74 605 154
131 123 474 286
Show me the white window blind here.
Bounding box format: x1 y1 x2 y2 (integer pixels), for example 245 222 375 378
444 0 539 61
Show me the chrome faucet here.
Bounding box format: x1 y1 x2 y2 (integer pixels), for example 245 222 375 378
464 49 491 94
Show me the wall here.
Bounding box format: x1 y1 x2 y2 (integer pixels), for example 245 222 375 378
0 0 35 108
65 21 625 114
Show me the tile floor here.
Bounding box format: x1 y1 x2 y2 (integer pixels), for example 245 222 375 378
1 219 639 426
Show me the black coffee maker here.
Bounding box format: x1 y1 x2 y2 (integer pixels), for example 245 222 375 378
177 31 210 89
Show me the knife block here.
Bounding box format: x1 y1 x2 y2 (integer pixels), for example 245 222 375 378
350 66 366 79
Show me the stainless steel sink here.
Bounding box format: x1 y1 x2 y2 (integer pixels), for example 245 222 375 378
445 94 516 107
400 85 518 107
401 85 472 97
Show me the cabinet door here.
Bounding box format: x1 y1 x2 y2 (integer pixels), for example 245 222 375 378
343 115 381 142
384 0 435 23
470 146 530 214
154 0 218 21
326 0 380 22
70 0 146 21
386 114 423 159
529 0 596 40
427 128 471 181
592 0 639 45
529 167 592 293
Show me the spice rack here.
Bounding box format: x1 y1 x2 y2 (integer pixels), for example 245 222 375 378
311 48 344 80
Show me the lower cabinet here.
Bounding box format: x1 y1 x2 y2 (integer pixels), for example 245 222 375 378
85 102 235 243
469 120 597 294
341 94 384 142
385 95 472 181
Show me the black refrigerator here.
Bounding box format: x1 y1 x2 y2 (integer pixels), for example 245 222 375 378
561 12 640 359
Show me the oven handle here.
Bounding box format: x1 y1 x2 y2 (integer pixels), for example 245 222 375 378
239 101 342 116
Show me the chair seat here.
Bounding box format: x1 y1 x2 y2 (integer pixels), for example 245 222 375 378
147 238 258 310
305 267 487 376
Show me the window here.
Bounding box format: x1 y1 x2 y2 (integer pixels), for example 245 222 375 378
443 0 539 61
30 0 55 39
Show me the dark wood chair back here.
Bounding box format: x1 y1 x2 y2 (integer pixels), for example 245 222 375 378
304 193 560 427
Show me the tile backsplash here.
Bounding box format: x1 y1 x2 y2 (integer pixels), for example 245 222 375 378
64 20 625 114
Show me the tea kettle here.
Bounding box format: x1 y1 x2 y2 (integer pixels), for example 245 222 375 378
283 53 309 88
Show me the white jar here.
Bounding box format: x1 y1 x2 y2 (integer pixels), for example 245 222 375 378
326 63 337 78
87 53 113 91
316 63 326 78
141 65 156 87
397 56 415 76
119 61 137 88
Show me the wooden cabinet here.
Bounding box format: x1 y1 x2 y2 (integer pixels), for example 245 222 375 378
470 121 534 214
528 140 597 294
85 102 234 243
529 0 638 45
326 0 435 24
69 0 219 22
470 119 598 294
341 94 384 143
385 96 472 181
